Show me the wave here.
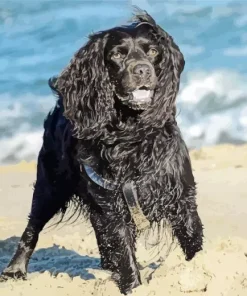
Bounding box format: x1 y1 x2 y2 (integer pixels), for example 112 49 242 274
0 130 43 164
0 69 246 164
0 94 54 164
177 69 247 147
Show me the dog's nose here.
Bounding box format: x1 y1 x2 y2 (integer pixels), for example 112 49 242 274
133 63 151 76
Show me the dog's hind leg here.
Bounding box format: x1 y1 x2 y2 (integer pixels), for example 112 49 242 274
90 210 141 295
0 148 73 281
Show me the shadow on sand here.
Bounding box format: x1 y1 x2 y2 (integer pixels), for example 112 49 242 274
0 236 101 280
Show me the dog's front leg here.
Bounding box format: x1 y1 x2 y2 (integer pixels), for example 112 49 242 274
0 221 40 281
171 197 203 261
166 156 204 261
90 210 141 295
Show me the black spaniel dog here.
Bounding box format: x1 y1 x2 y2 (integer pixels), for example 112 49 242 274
0 10 203 295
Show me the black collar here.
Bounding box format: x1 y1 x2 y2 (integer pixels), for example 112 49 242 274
83 164 118 190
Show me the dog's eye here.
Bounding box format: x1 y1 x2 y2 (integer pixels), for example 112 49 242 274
147 48 158 57
112 52 123 59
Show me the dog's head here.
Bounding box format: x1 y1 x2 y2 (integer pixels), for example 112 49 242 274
51 9 185 138
104 23 161 110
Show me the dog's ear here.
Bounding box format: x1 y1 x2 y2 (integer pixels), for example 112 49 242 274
50 33 115 139
157 28 185 85
155 28 185 117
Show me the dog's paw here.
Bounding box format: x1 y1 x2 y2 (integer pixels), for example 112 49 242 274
184 236 203 261
185 247 202 261
112 271 141 295
0 268 27 282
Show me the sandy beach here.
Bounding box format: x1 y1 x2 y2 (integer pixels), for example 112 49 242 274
0 144 247 295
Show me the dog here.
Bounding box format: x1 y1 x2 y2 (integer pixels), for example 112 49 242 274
0 9 203 295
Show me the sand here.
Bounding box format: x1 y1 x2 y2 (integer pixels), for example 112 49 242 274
0 144 247 295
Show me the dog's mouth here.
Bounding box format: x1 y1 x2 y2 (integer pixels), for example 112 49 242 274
116 88 154 110
131 89 153 103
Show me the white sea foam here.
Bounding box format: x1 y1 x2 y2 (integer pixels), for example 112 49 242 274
177 69 247 147
178 69 247 105
0 94 54 164
0 129 43 164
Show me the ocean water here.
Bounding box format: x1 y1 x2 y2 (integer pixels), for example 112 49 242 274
1 0 247 164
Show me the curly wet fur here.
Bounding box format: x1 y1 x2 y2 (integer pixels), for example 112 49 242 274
0 10 203 295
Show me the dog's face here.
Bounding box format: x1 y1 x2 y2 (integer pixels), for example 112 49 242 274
105 24 162 110
53 11 185 137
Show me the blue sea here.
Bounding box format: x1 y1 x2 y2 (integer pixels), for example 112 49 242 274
1 0 247 164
